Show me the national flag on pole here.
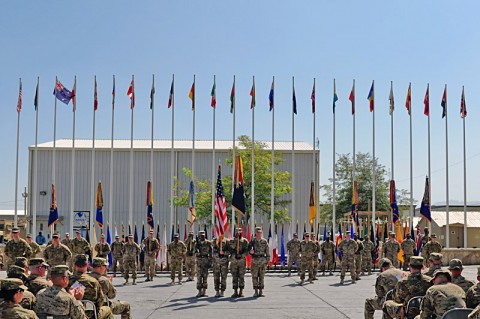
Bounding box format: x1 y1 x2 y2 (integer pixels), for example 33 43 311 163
230 80 235 113
210 81 216 108
441 87 447 118
214 165 229 240
309 182 316 225
134 224 138 244
311 80 316 113
461 86 467 118
351 181 359 226
293 83 297 114
48 184 59 227
122 224 125 242
95 182 104 230
188 81 195 110
349 82 355 115
127 79 135 109
112 76 116 109
389 83 394 115
246 224 252 267
405 83 412 115
268 224 273 264
250 80 256 109
146 181 155 229
54 80 73 105
333 80 338 113
269 80 274 111
424 84 430 116
34 79 39 111
94 77 98 111
168 78 174 108
71 78 77 111
232 155 246 216
187 181 196 225
367 81 374 112
150 76 155 110
390 180 399 224
420 176 431 222
16 79 22 113
280 224 286 266
106 225 112 267
335 224 342 258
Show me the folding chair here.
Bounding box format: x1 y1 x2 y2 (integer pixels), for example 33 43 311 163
82 300 98 319
404 296 423 319
441 308 475 319
37 315 70 319
385 289 394 301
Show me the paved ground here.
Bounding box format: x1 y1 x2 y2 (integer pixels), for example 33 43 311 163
111 266 479 319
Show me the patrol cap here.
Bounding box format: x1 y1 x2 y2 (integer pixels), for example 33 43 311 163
127 234 134 238
293 233 298 237
409 256 424 267
100 234 105 239
255 227 262 232
52 233 60 238
379 258 392 268
1 278 28 291
29 258 49 268
115 235 120 239
75 229 81 234
50 265 71 276
448 259 463 270
92 258 108 268
431 269 451 282
74 254 88 266
198 231 205 236
26 233 32 238
14 257 28 268
7 265 26 277
11 227 20 233
65 233 70 237
429 252 443 261
149 230 155 234
345 231 351 235
304 233 310 237
424 227 429 231
431 234 437 238
389 232 396 237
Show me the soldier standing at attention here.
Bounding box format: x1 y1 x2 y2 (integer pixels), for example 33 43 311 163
338 230 358 284
310 232 320 280
354 234 363 280
71 230 91 270
228 227 249 298
321 233 335 276
35 265 87 319
382 232 401 268
382 256 432 319
361 236 374 275
61 233 74 269
122 234 140 286
212 236 230 297
249 227 270 297
195 231 212 297
423 252 443 277
111 235 124 277
466 267 480 309
143 229 160 282
43 233 72 278
27 258 51 296
401 233 416 271
4 227 33 269
185 231 197 282
1 278 38 319
448 259 475 293
416 269 466 319
421 233 442 266
286 233 301 276
299 233 316 284
95 234 111 259
364 258 404 319
167 233 187 285
26 234 41 259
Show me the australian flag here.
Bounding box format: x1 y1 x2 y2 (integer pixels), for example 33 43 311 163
53 80 73 105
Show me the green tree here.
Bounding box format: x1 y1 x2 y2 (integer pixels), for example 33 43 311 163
320 152 411 223
173 135 292 224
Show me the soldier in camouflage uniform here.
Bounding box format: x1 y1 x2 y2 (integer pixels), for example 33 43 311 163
185 231 197 281
448 259 475 293
36 265 87 319
143 229 159 282
111 235 124 277
286 233 301 276
61 233 74 269
383 256 432 319
466 267 480 309
364 258 404 319
320 233 335 276
338 231 358 284
90 258 131 319
310 232 320 280
423 252 443 277
415 269 466 319
71 230 91 270
249 227 270 297
1 278 38 319
4 227 33 270
95 234 111 259
362 236 374 275
212 236 230 297
401 233 417 271
167 233 187 285
43 233 72 279
68 254 113 319
15 256 29 273
122 234 140 285
26 234 41 259
195 231 212 297
353 234 363 280
421 233 442 266
382 232 401 268
228 228 249 298
6 265 37 310
299 233 316 284
27 258 51 296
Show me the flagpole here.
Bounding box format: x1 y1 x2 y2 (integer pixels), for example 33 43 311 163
462 86 467 248
129 75 134 228
352 79 356 232
372 80 376 237
445 84 450 248
313 78 318 230
251 76 255 234
427 84 431 234
390 81 394 227
408 83 414 233
332 79 336 236
170 74 175 237
109 75 115 238
14 78 21 228
270 76 275 239
52 77 57 237
150 74 155 186
231 76 236 229
71 76 77 235
192 74 196 230
292 76 296 236
33 77 39 236
211 75 216 234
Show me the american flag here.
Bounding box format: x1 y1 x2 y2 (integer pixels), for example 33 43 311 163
16 79 22 113
214 165 228 239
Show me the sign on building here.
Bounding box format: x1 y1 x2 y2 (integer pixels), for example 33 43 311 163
73 211 90 230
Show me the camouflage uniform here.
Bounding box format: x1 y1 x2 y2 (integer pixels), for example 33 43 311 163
466 283 480 309
94 241 111 259
311 235 320 279
401 238 417 270
382 239 401 268
27 273 51 296
4 237 33 269
122 239 141 284
185 235 197 281
364 265 404 319
1 278 37 318
421 240 442 266
299 238 316 283
212 238 230 296
43 243 72 278
424 264 442 277
195 237 212 294
28 241 41 259
338 236 358 283
111 239 124 276
423 253 443 277
61 236 74 269
228 233 249 296
249 233 270 295
167 238 187 283
354 239 363 279
452 275 475 293
320 239 335 275
5 265 37 310
142 235 159 281
286 237 301 274
70 236 91 269
36 285 87 319
362 238 375 274
416 282 466 319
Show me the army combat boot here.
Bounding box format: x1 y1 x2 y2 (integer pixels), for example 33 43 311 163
132 279 137 285
170 279 175 285
215 290 220 298
203 288 208 297
220 290 224 297
258 289 264 297
231 289 238 298
196 289 202 298
254 289 259 297
123 278 128 285
238 288 244 297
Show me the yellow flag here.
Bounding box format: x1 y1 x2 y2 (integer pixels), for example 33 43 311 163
309 182 316 225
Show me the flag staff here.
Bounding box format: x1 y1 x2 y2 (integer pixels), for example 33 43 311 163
389 81 394 226
71 76 77 235
370 81 376 238
52 77 58 236
128 75 135 228
408 83 414 233
32 77 39 236
425 84 431 234
170 74 175 237
250 76 255 234
332 79 336 236
14 78 22 228
312 79 318 230
109 75 115 238
292 76 296 234
462 86 467 248
191 74 196 230
211 75 216 234
351 80 357 234
150 74 155 191
231 76 236 229
270 76 275 239
444 84 450 248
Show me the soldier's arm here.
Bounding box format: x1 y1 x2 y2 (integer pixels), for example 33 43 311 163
374 277 385 297
265 240 270 259
105 279 117 299
418 291 434 319
105 244 111 254
24 240 33 256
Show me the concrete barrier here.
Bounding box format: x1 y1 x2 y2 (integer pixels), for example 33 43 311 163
441 248 480 266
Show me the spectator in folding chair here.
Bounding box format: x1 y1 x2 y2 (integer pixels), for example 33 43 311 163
1 278 38 319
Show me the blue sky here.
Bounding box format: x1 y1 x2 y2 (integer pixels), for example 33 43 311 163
2 1 480 210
